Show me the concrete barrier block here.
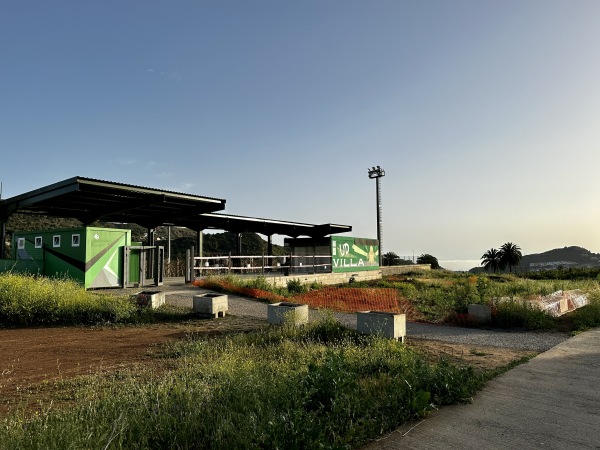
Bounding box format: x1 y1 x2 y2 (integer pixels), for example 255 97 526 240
193 293 228 318
357 311 406 342
132 291 165 309
468 304 492 323
267 302 309 326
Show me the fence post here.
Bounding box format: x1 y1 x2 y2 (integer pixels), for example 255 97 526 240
185 249 191 283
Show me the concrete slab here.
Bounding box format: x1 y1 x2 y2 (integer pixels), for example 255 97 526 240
362 328 600 450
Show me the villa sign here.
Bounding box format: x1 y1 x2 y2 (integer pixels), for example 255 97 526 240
331 236 379 273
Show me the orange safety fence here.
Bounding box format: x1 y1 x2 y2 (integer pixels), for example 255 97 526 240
291 287 422 321
193 279 286 303
192 280 422 321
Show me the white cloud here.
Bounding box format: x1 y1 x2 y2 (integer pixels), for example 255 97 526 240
146 67 181 83
168 71 182 83
179 182 195 191
156 171 173 178
108 158 137 166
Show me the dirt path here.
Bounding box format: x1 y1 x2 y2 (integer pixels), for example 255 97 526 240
0 312 534 419
0 316 265 416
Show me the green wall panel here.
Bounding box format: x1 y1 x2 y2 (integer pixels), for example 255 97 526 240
330 236 379 273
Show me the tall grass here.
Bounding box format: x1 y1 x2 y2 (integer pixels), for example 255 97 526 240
0 273 137 326
569 290 600 331
0 319 487 450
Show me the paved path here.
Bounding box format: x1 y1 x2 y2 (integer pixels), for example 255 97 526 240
165 286 570 352
362 328 600 450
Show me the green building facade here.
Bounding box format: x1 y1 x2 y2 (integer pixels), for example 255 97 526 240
12 227 131 289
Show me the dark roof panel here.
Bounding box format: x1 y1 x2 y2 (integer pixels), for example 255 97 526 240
0 177 352 238
1 177 226 227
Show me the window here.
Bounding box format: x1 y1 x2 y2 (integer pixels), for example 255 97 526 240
17 238 25 250
71 234 80 247
35 237 43 248
53 235 61 248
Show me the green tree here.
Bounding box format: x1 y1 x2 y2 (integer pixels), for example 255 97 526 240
480 248 504 273
382 251 401 266
417 253 440 269
499 242 522 273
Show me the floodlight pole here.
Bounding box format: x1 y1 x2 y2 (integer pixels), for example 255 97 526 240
368 166 385 266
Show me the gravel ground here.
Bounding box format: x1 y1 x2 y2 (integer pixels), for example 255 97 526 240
162 285 571 353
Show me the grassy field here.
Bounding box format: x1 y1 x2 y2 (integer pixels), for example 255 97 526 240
195 271 600 332
0 272 195 327
1 270 599 448
1 318 503 450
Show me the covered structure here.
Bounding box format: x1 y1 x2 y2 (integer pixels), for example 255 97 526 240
0 176 351 257
0 177 352 286
0 176 227 258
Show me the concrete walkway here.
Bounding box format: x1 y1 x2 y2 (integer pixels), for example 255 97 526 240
362 328 600 450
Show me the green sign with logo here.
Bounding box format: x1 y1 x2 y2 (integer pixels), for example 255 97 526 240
330 237 379 273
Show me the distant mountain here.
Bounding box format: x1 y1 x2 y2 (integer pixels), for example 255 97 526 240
518 246 600 270
469 246 600 273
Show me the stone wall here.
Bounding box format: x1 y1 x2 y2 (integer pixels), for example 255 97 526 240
261 269 383 288
380 264 431 276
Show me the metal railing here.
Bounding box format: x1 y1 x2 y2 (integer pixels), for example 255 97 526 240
187 254 333 280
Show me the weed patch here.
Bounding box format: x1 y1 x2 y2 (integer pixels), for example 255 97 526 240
0 319 488 450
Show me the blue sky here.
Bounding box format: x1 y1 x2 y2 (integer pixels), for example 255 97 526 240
1 1 599 270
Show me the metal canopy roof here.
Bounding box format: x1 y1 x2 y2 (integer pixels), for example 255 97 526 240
0 177 226 228
182 213 352 238
0 177 351 238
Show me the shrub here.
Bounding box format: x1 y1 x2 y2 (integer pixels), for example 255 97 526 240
286 278 306 294
492 299 556 330
0 273 138 326
570 291 600 331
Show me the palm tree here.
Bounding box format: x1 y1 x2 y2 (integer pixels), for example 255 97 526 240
382 251 401 266
417 254 440 269
480 248 504 273
499 242 522 273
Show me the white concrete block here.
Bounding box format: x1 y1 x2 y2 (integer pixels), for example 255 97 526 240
267 302 309 326
357 311 406 341
132 291 165 309
193 293 228 318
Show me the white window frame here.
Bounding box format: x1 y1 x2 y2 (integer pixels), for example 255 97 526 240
71 234 80 247
53 235 61 248
17 238 25 250
35 236 43 249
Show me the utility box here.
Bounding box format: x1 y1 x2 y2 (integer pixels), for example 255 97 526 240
12 227 132 289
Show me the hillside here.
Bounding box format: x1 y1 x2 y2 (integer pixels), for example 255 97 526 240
470 245 600 273
518 246 600 270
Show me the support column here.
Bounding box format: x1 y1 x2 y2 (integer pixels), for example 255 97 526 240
237 233 242 256
267 235 273 256
197 229 203 258
0 220 6 259
167 226 171 263
147 228 155 246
